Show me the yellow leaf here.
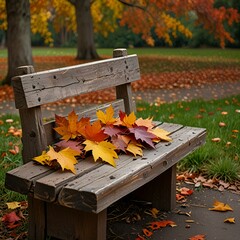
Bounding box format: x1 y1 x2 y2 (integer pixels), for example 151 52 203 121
96 105 117 125
224 217 235 223
6 202 21 210
83 140 118 167
119 111 136 127
150 128 172 141
33 146 78 174
47 146 78 174
126 142 143 157
209 200 233 212
135 117 154 130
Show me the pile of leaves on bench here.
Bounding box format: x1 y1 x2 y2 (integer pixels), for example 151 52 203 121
33 105 172 173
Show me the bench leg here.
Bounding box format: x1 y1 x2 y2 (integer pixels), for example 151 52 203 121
46 203 107 240
27 196 107 240
28 196 47 240
132 164 177 211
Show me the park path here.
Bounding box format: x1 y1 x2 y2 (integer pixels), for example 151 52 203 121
1 81 240 118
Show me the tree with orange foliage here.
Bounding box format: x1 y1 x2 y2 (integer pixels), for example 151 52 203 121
1 0 239 84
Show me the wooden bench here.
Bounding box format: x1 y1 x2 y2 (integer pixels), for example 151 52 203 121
5 48 206 240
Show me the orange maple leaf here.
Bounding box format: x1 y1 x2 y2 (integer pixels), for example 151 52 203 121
148 220 176 230
118 110 136 127
209 200 233 212
83 121 108 142
54 110 80 141
96 105 117 125
142 228 153 237
135 117 154 129
188 234 206 240
179 187 194 196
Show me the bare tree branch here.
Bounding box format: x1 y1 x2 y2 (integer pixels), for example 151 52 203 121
117 0 146 11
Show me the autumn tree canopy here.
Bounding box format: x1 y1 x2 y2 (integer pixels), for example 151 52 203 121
0 0 239 83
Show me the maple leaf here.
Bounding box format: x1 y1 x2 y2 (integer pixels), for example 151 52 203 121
188 234 206 240
55 140 83 154
224 217 235 223
118 110 136 127
33 146 78 174
83 121 108 142
111 135 128 152
209 200 233 212
148 220 176 230
179 187 194 196
83 140 118 167
104 125 123 137
77 117 91 136
129 126 156 148
126 142 143 157
135 117 154 129
6 202 21 210
142 228 153 237
96 105 117 125
54 110 79 141
149 127 172 141
2 211 21 229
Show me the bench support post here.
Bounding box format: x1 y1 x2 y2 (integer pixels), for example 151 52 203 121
132 164 176 211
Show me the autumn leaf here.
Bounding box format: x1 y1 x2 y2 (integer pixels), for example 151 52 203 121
2 211 21 229
54 110 79 141
224 217 235 223
83 121 108 142
111 135 128 152
149 127 172 141
209 200 233 212
33 146 79 174
55 140 83 154
129 126 156 148
96 105 117 125
83 140 118 167
118 110 136 127
148 220 176 230
189 234 206 240
126 142 143 157
179 187 194 196
6 202 21 210
135 117 154 129
142 228 153 237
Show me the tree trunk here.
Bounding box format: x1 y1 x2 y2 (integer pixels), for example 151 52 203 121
4 0 33 85
73 0 99 60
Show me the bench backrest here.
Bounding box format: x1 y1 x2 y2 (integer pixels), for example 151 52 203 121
12 49 140 164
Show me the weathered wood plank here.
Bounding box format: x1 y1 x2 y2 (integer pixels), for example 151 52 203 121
12 55 140 109
33 122 183 202
58 126 206 213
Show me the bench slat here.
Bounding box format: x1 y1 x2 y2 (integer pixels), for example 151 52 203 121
33 122 182 202
12 55 140 109
58 126 206 213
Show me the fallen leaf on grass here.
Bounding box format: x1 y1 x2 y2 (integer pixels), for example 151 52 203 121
209 200 233 212
211 137 221 142
189 234 206 240
224 217 235 223
6 202 21 210
2 211 21 229
219 122 226 127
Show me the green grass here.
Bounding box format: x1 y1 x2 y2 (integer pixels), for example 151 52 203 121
0 47 240 60
0 115 25 204
137 95 240 182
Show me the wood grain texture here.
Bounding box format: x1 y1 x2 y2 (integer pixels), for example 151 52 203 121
12 55 140 109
